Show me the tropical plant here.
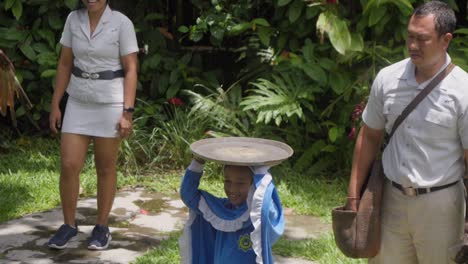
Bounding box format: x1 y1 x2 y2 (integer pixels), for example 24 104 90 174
241 70 318 126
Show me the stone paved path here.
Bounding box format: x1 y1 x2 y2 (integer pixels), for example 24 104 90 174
0 188 330 263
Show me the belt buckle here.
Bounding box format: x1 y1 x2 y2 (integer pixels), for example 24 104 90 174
81 72 90 79
90 73 100 79
402 186 418 196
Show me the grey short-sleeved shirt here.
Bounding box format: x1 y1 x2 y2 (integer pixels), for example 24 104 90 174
60 5 138 103
362 54 468 188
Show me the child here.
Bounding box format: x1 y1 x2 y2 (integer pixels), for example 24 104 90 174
179 158 284 264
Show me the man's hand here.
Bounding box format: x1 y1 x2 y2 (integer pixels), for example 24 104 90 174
345 197 359 212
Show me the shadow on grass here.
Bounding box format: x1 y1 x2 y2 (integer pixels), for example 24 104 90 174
0 137 61 175
0 182 33 223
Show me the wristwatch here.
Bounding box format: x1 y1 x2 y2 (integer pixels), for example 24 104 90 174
123 107 135 113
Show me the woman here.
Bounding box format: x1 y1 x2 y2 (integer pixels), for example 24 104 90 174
48 0 138 250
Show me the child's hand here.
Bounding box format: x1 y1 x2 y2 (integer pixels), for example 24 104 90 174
251 165 270 175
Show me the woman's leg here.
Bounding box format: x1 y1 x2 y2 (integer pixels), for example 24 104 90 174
93 136 121 225
60 133 91 225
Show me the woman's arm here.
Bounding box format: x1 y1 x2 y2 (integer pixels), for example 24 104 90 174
49 46 73 134
118 52 138 138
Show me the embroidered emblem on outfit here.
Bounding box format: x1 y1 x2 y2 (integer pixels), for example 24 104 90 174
238 234 253 252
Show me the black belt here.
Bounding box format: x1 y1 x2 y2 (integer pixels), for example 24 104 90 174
389 179 458 196
72 66 124 80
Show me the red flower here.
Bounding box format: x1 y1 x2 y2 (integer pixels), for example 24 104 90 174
327 0 337 4
139 209 149 215
168 97 184 106
351 103 364 122
348 126 356 140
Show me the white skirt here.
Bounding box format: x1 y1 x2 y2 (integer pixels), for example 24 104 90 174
61 96 123 138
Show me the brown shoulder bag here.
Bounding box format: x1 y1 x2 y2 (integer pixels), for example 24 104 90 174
332 63 455 258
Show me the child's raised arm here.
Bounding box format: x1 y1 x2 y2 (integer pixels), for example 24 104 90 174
180 158 205 212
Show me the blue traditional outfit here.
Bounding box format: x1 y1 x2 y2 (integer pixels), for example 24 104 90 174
179 160 285 264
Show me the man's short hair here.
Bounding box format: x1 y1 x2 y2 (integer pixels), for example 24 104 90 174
413 1 456 36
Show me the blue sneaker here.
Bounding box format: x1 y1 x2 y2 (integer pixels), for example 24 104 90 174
48 224 78 249
88 224 111 250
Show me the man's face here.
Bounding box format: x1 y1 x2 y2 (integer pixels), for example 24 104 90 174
224 166 253 206
81 0 107 12
406 14 451 70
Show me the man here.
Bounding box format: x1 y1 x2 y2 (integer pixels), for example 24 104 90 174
346 1 468 263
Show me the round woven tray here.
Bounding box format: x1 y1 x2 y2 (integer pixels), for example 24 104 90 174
190 137 293 166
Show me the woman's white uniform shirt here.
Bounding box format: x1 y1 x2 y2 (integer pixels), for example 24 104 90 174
60 5 138 137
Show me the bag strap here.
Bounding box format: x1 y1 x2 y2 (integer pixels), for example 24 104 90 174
388 63 455 139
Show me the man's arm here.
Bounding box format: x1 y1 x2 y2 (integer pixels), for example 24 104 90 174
346 123 385 211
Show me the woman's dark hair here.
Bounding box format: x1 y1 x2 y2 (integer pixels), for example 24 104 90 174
413 1 456 36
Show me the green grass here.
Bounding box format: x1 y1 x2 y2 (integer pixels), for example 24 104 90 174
132 163 354 263
131 232 365 264
0 137 138 222
133 232 182 264
273 233 366 264
0 137 356 263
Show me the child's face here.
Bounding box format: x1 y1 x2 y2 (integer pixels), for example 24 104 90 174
224 166 253 206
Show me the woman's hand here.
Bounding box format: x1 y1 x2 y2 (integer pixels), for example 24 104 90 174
49 106 62 134
118 112 133 138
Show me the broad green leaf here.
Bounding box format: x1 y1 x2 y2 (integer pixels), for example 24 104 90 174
444 0 459 11
145 13 165 21
322 145 337 152
302 64 327 85
252 18 270 27
329 72 347 94
316 12 351 55
3 27 27 41
306 6 320 19
64 0 79 10
368 5 387 26
19 43 36 61
190 30 203 42
169 70 180 84
180 53 192 65
48 14 63 30
349 33 364 52
302 39 315 62
288 0 303 23
328 127 339 142
11 0 22 20
211 26 225 41
318 58 336 71
40 69 57 78
454 29 468 35
166 80 183 98
5 0 15 10
278 0 293 7
32 43 51 53
277 33 288 51
16 106 25 117
178 26 189 33
257 26 272 46
229 22 250 35
391 0 413 15
158 75 169 94
37 29 55 49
